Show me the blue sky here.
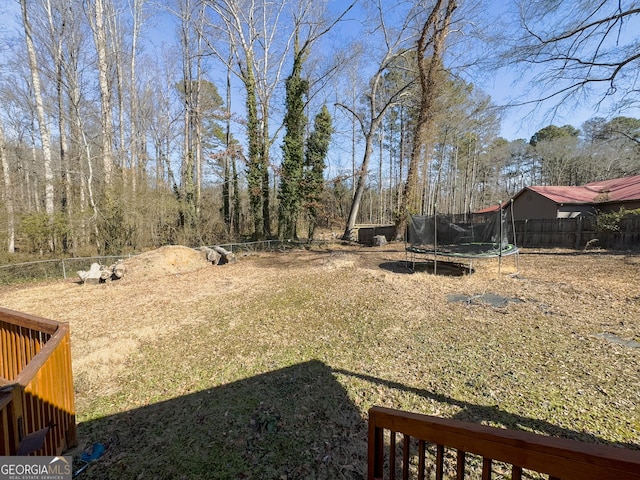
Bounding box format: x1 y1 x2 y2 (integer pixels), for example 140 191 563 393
484 62 640 142
1 0 638 145
473 0 640 141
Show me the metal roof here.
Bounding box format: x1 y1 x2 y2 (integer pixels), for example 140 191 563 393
472 175 640 213
526 175 640 205
583 174 640 202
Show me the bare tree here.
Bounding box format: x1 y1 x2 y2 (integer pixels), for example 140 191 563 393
86 0 115 185
394 0 457 239
176 0 200 231
39 0 74 250
509 1 640 113
64 3 98 249
0 118 14 253
128 0 145 194
277 1 356 239
339 0 418 241
202 0 289 238
203 0 349 238
20 0 55 219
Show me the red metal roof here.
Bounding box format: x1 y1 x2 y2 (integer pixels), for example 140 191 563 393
527 186 597 204
473 204 501 214
472 175 640 213
583 174 640 202
527 175 640 205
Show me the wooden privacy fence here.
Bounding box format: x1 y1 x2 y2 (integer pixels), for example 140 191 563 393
0 307 76 456
514 216 640 249
369 406 640 480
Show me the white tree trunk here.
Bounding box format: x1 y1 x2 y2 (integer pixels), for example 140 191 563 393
129 0 144 195
194 3 205 215
21 0 55 217
0 119 15 253
44 0 71 249
89 0 114 185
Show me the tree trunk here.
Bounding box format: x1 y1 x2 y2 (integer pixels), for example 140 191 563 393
87 0 114 186
178 0 196 231
212 245 236 264
21 0 55 220
44 0 71 251
243 59 264 239
129 0 142 196
394 0 457 239
261 108 271 238
194 3 205 217
0 119 14 253
222 59 233 232
232 155 241 235
110 7 126 172
343 132 377 240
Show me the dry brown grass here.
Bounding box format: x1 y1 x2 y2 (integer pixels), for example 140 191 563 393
1 244 639 479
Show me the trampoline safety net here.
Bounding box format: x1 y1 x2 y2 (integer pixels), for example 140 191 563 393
407 210 518 258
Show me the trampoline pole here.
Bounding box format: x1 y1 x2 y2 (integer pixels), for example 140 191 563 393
498 203 503 274
510 198 519 276
434 209 437 275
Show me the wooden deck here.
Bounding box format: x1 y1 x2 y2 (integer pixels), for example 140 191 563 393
0 307 77 456
368 406 640 480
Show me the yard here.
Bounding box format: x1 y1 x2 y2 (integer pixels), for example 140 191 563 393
0 244 639 479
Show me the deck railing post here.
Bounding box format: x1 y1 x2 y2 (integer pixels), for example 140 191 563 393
368 412 385 480
436 444 444 480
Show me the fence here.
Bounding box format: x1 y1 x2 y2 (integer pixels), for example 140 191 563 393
0 240 309 285
353 217 640 250
514 216 640 249
217 239 306 254
355 225 397 246
0 255 131 285
0 307 76 456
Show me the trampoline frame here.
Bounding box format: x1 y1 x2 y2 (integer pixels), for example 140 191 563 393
405 203 520 275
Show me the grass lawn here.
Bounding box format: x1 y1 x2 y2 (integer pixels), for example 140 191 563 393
1 244 639 479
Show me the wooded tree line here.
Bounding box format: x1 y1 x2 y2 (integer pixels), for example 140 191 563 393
0 0 639 255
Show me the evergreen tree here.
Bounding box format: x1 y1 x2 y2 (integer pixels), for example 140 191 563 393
175 79 225 234
303 105 333 240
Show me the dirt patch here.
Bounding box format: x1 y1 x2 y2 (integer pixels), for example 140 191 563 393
447 292 524 307
0 245 224 395
119 245 210 281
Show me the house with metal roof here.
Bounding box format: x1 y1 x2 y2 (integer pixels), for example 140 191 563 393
508 175 640 220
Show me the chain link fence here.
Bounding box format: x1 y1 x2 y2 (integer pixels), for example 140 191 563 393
0 256 132 285
216 239 315 254
0 239 325 285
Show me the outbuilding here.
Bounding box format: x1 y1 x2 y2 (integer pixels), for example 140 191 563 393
507 175 640 221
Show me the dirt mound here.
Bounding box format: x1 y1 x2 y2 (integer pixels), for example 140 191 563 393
121 245 211 281
320 251 358 270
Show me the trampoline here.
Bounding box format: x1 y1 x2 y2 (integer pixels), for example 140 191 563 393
406 204 519 274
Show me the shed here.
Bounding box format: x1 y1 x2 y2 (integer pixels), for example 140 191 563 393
505 175 640 220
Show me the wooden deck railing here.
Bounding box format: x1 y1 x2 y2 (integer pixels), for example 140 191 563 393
0 307 77 456
368 406 640 480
